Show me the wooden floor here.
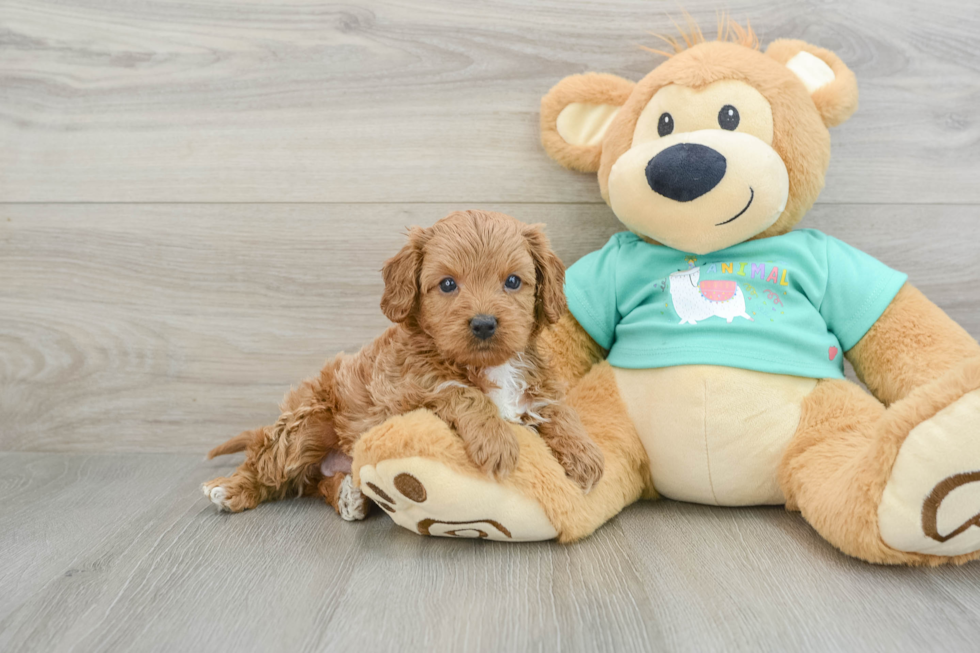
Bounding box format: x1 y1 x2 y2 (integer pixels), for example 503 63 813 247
2 0 980 651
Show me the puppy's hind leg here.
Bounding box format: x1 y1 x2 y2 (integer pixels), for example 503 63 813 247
204 375 339 512
203 463 272 513
202 425 299 512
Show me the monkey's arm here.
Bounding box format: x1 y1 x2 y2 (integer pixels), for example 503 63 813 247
847 284 980 406
537 312 608 387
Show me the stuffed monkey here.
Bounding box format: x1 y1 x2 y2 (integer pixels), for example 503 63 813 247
351 22 980 565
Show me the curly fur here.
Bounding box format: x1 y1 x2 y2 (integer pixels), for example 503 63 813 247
203 210 604 514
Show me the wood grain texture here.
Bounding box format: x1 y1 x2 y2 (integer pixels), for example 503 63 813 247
2 202 978 453
2 452 980 653
2 0 980 203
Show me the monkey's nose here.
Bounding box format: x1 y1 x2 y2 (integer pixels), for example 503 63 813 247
469 315 497 340
645 143 727 202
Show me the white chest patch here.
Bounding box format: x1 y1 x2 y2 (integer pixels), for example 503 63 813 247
483 359 533 423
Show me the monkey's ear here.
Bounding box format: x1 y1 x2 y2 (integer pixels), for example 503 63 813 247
380 227 427 323
540 73 635 173
523 224 567 328
766 39 859 128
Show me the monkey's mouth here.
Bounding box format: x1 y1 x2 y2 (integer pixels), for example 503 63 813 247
715 187 754 226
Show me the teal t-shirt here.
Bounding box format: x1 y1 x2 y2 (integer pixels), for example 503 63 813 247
565 230 908 379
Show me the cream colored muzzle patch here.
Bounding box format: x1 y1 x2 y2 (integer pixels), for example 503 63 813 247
607 129 788 255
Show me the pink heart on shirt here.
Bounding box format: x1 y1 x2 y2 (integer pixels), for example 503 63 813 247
829 346 839 361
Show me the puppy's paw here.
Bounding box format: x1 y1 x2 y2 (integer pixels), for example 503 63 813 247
201 477 258 513
204 483 231 511
462 421 520 480
337 475 370 522
542 431 605 494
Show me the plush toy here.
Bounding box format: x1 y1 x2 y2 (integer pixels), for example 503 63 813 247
351 20 980 565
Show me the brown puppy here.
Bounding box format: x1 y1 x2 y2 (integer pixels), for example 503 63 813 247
203 210 604 519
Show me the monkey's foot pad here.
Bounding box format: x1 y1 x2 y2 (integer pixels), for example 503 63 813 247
358 456 558 541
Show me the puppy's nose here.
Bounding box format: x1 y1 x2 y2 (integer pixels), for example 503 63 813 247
645 143 727 202
469 315 497 340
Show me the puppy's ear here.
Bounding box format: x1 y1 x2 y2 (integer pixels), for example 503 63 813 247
766 39 859 128
381 227 426 323
541 73 635 173
524 224 566 327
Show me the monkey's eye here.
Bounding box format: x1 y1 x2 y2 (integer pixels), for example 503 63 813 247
439 277 457 293
504 275 522 290
657 112 674 137
718 105 740 131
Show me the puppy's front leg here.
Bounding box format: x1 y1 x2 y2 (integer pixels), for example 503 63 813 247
536 403 604 493
318 468 371 522
429 387 520 479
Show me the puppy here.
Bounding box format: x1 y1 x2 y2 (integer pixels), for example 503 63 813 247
203 210 604 519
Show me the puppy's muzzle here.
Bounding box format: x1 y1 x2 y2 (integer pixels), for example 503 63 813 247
469 315 497 341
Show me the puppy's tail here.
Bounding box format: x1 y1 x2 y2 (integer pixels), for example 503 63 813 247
206 429 259 459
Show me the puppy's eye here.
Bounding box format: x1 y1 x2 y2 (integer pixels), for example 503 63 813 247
504 275 522 290
718 105 740 131
439 277 457 293
657 112 673 137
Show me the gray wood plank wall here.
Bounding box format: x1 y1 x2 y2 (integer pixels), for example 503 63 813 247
3 0 979 452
